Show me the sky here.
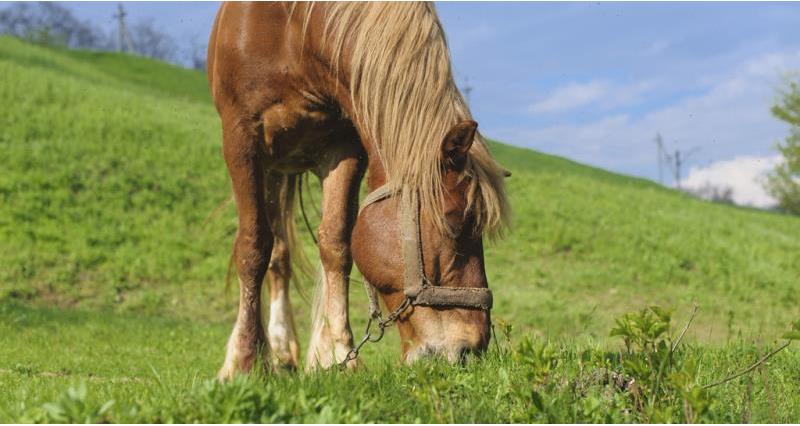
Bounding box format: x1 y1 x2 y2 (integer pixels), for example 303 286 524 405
58 1 800 208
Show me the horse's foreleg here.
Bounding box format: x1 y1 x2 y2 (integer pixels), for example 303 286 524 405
306 146 364 371
265 173 301 370
218 118 273 380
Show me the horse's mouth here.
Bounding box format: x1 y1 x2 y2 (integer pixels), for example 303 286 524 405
404 342 482 364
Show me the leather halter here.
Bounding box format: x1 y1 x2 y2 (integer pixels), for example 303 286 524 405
358 184 494 312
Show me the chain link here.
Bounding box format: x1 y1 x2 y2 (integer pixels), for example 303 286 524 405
299 181 413 370
338 297 412 369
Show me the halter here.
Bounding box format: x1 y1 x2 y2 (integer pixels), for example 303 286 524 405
337 184 494 368
358 184 494 313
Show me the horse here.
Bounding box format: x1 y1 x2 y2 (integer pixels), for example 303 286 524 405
207 1 510 379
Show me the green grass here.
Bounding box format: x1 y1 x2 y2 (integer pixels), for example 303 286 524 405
2 302 799 422
1 36 799 422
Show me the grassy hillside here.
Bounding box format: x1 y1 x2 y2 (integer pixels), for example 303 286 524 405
1 37 799 422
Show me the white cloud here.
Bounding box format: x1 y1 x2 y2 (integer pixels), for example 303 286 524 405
528 79 655 114
529 80 610 114
682 155 782 208
500 50 800 180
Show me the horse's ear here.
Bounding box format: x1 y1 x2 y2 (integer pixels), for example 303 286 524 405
441 120 477 164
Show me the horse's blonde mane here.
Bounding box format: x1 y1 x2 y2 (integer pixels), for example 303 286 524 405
297 2 510 237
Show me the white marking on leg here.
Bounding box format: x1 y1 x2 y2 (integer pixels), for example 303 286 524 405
218 277 264 379
268 287 299 368
219 318 243 380
306 268 354 371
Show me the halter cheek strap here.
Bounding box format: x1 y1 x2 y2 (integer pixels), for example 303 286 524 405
359 184 493 312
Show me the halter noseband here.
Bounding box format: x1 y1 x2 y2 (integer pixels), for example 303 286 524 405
358 184 494 312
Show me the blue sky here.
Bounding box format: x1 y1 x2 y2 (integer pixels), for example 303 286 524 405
60 1 800 206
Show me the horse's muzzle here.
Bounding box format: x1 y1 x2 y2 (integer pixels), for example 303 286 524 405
404 341 487 364
403 311 491 364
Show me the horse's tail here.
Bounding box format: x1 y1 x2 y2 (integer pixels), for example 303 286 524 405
225 172 313 299
274 172 314 298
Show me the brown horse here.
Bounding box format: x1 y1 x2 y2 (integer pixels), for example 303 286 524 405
207 2 510 379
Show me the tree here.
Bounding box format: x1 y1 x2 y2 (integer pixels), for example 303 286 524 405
1 2 200 70
0 2 109 49
186 36 207 71
129 18 177 63
684 182 735 205
765 80 800 214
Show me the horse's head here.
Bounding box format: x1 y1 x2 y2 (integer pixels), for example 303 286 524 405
352 120 497 363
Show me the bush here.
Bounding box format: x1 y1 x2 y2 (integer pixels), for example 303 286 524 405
765 80 800 214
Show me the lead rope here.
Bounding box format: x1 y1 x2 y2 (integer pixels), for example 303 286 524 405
298 175 318 246
296 179 409 369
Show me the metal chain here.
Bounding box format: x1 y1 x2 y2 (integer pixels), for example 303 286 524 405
297 179 413 370
338 297 412 369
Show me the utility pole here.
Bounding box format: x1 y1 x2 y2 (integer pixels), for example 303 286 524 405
655 133 665 185
655 133 700 189
113 3 134 53
462 76 473 106
672 147 700 190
